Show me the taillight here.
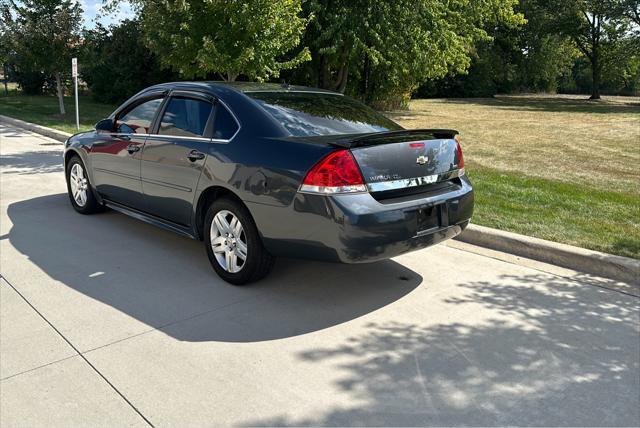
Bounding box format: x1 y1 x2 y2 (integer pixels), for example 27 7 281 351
299 149 367 194
455 135 465 175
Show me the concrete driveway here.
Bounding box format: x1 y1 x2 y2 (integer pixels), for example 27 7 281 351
1 123 638 427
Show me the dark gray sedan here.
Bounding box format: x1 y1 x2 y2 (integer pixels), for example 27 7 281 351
64 82 474 284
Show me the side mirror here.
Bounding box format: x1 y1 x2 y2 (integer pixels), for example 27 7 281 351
95 118 114 132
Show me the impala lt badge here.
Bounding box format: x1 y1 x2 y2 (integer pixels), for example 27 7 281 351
416 155 428 165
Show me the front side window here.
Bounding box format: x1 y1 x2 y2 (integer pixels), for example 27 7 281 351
248 92 402 137
159 97 213 138
117 98 163 134
212 104 239 140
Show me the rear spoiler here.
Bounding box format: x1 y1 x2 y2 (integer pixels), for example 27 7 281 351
327 129 460 148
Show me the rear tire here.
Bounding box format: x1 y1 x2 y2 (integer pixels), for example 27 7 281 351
204 197 274 285
65 155 101 214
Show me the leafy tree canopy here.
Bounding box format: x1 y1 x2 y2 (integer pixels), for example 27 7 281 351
81 19 177 103
298 0 525 108
3 0 82 111
123 0 310 81
540 0 637 98
6 0 82 72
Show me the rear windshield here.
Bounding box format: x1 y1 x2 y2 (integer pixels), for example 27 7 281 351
248 92 402 137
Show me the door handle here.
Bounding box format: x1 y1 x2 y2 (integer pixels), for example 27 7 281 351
126 144 140 154
187 150 206 162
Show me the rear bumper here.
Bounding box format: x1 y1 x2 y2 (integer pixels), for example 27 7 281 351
252 176 474 263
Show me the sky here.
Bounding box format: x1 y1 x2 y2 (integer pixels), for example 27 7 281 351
79 0 134 29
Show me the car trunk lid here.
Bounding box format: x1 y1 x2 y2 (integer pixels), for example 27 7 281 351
343 130 464 197
292 129 465 199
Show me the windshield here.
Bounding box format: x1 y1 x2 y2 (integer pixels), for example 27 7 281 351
248 92 403 137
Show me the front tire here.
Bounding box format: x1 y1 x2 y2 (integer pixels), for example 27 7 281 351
204 198 274 285
65 155 101 214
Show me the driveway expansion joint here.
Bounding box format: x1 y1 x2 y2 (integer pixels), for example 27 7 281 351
0 274 155 427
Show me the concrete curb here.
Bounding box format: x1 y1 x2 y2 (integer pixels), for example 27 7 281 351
456 224 639 285
2 114 638 285
0 114 72 142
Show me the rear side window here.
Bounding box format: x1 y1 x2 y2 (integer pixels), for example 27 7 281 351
117 98 163 134
212 104 239 140
159 97 213 138
248 92 402 137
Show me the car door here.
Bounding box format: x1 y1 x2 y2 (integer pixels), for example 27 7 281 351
91 95 164 209
140 92 215 226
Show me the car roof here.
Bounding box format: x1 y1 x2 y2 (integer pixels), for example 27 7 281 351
143 81 342 96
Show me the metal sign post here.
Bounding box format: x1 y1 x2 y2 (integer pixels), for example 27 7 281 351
72 58 79 130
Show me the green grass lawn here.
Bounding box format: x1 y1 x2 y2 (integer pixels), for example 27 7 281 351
468 166 639 258
391 94 640 259
1 92 639 258
0 94 116 134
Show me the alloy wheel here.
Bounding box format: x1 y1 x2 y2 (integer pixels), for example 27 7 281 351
210 210 247 273
69 163 88 207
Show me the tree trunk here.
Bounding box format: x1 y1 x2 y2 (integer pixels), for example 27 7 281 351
55 72 66 115
336 68 348 93
330 63 349 93
318 54 333 90
226 72 238 82
589 56 601 100
317 48 349 92
362 53 370 101
589 14 601 100
3 63 8 96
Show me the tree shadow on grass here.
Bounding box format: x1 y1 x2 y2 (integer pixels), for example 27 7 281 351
611 238 640 261
241 273 640 426
387 96 640 118
428 96 640 115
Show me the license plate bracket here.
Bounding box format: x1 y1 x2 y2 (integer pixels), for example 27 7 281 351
416 205 440 232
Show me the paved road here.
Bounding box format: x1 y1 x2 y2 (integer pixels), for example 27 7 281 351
1 123 639 427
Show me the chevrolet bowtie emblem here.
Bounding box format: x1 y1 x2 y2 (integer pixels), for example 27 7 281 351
416 155 428 165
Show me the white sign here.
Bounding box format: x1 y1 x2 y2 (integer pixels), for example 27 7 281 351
72 58 79 130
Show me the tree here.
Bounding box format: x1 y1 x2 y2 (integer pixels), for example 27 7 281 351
81 20 177 103
414 0 579 97
6 0 83 113
545 0 634 99
126 0 310 81
0 1 11 96
601 38 640 93
299 0 524 109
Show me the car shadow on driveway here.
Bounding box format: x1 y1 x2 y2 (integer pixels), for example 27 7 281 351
6 194 422 343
